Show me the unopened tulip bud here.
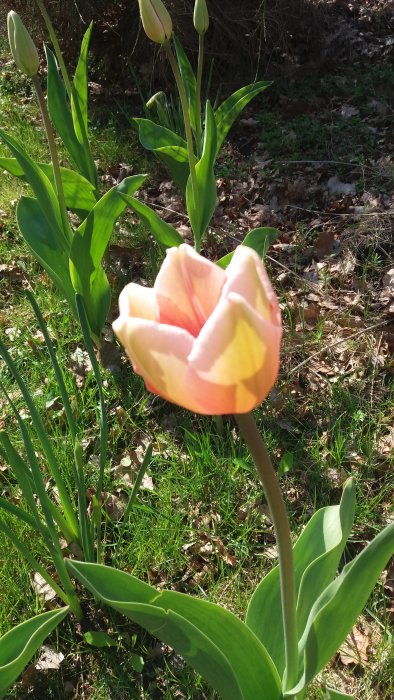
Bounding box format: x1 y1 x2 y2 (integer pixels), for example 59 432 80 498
138 0 172 44
146 91 166 109
7 11 39 77
193 0 209 34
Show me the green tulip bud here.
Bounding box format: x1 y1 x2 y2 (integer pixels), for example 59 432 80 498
146 91 166 109
193 0 209 34
7 10 39 77
138 0 172 44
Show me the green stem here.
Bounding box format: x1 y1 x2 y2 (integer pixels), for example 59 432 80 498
32 75 72 245
195 34 205 157
165 43 201 252
235 413 299 692
35 0 72 96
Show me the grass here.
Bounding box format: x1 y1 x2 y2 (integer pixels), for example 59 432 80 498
0 30 393 700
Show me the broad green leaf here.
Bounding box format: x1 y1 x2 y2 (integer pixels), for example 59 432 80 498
118 191 183 249
216 227 278 268
186 101 217 248
155 145 190 192
17 197 76 312
246 479 356 676
173 35 198 134
70 175 145 339
0 158 97 217
324 688 353 699
0 129 65 244
67 561 282 700
215 82 271 155
289 520 394 695
83 631 116 648
0 608 68 698
46 47 92 183
133 118 189 190
71 22 93 141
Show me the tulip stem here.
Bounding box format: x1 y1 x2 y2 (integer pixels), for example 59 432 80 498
235 412 299 693
32 75 72 245
195 34 204 157
165 43 201 252
35 0 72 96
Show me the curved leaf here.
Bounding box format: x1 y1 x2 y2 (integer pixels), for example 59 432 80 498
173 35 198 134
186 101 217 247
289 521 394 695
215 82 271 154
67 561 282 700
71 22 93 141
118 190 183 249
70 175 145 338
0 608 68 698
17 196 75 312
133 118 189 190
155 145 190 192
217 227 278 268
0 157 97 217
246 479 356 676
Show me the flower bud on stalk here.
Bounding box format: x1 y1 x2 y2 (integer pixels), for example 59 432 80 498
138 0 172 44
7 11 39 77
193 0 209 34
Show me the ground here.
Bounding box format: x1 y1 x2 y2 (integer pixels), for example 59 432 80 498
0 1 393 698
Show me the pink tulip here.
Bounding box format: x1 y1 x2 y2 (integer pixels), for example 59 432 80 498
113 244 282 415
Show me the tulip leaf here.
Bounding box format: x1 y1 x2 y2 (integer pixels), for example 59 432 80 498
133 118 189 191
0 157 97 217
324 688 354 699
289 520 394 695
83 631 117 648
154 146 190 192
173 35 198 134
46 46 93 184
216 227 278 268
67 561 282 700
186 101 217 248
214 81 271 155
17 196 76 312
70 175 145 339
0 128 65 244
118 191 183 249
71 21 92 141
0 608 68 698
247 479 356 676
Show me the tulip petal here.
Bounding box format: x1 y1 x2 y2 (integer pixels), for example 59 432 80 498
155 244 226 337
223 246 280 324
189 292 282 413
118 283 157 321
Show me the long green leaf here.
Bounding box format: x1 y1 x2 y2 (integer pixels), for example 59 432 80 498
173 35 198 134
70 175 145 340
246 479 356 676
217 227 279 268
186 101 217 248
289 521 394 695
67 561 282 700
133 118 189 190
71 22 92 141
17 197 75 313
0 129 65 243
0 157 97 217
46 46 92 182
0 608 68 698
118 191 183 249
215 82 271 155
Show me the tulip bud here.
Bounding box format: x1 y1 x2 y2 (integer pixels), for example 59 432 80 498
138 0 172 44
146 91 166 109
193 0 209 34
7 11 39 77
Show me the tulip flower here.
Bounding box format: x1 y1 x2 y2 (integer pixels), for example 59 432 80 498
113 244 281 414
138 0 173 44
7 11 39 77
193 0 209 35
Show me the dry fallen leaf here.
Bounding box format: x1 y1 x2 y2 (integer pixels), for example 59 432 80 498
35 645 65 671
339 625 370 666
31 572 57 604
